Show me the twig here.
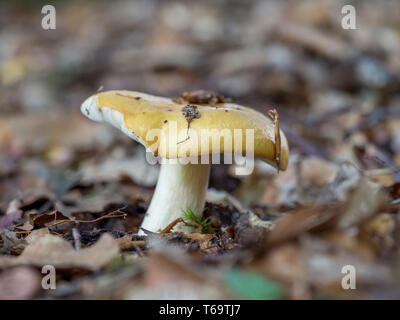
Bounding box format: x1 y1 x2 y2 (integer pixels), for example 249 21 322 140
159 217 204 233
177 121 191 144
72 227 81 251
133 243 145 257
160 218 185 233
190 221 204 233
268 108 281 173
131 240 146 247
14 230 32 235
116 92 141 100
120 240 146 251
46 206 128 228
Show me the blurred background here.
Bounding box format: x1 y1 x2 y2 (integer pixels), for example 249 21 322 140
1 0 400 165
1 0 400 299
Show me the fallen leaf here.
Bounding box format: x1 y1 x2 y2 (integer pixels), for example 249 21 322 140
0 233 120 271
25 228 50 244
337 177 386 229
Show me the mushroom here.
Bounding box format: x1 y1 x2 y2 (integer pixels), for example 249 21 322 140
80 90 289 234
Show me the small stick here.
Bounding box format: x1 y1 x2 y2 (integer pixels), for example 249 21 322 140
14 208 127 236
14 230 32 235
131 240 146 246
268 108 281 173
120 240 146 251
202 245 219 250
181 220 204 233
116 93 141 100
72 227 81 251
46 206 127 228
177 121 191 144
160 218 185 233
132 243 145 257
159 217 203 233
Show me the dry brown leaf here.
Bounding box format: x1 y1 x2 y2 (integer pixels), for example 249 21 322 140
30 211 71 228
300 157 338 187
337 177 386 229
185 233 216 251
359 213 398 254
0 233 120 270
262 205 340 248
25 228 50 244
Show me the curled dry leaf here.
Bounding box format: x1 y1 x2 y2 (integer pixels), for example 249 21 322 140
29 211 71 229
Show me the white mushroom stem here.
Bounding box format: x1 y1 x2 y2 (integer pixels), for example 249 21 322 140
139 161 211 234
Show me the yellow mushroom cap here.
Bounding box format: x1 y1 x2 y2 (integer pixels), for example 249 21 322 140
81 90 289 171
